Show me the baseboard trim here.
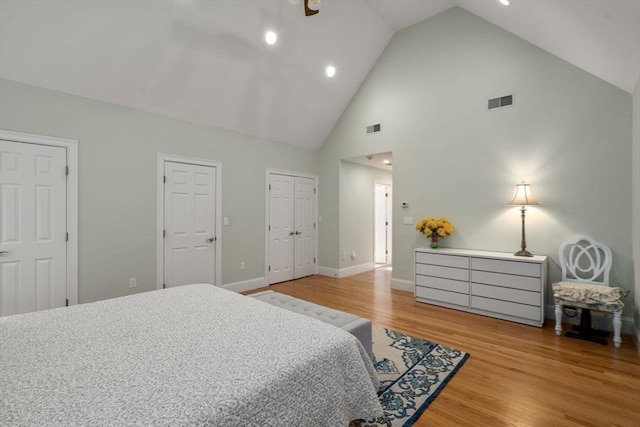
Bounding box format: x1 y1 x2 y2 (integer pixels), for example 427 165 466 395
544 304 635 335
633 321 640 357
317 266 339 278
391 278 414 293
222 277 266 293
337 262 375 278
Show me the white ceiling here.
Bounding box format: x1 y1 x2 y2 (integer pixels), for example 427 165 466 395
1 0 638 150
345 151 393 171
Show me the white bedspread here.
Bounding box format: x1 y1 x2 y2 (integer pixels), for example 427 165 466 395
0 284 382 426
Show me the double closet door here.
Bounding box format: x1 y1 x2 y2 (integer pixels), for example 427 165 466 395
268 173 316 284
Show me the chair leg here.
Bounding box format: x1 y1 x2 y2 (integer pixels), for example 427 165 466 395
612 311 622 348
554 303 563 336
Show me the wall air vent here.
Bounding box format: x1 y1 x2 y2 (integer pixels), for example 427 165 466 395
366 123 381 135
488 94 513 110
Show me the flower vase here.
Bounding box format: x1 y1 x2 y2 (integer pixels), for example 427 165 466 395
430 236 439 249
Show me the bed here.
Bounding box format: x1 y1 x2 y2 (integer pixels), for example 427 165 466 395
0 284 383 425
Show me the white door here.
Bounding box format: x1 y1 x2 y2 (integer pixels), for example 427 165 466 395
374 182 392 265
0 140 67 316
294 176 315 279
268 174 294 284
164 161 216 288
268 173 316 284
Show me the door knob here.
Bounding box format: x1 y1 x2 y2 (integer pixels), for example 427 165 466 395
289 231 295 236
295 231 301 235
206 237 215 243
0 251 7 256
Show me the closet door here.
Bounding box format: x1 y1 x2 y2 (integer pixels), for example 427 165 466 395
268 173 316 284
293 177 315 279
268 174 295 284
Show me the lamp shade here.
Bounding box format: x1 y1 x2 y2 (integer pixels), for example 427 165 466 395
508 183 539 206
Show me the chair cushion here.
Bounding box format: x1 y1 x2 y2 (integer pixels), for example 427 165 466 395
552 281 625 307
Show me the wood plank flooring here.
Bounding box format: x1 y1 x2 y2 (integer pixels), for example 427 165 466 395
245 268 640 426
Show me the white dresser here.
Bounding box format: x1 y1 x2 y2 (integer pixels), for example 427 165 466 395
414 248 547 327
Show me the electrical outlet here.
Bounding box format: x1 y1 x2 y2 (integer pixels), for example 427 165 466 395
129 278 136 288
351 251 357 260
341 251 346 260
240 262 245 270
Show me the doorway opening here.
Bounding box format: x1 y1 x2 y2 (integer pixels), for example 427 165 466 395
340 151 392 276
0 130 78 315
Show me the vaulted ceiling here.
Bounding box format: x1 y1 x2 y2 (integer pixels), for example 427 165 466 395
1 0 638 150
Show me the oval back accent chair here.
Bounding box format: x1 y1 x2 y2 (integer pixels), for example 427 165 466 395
552 235 626 347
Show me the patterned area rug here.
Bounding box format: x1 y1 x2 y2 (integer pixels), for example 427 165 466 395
362 326 469 427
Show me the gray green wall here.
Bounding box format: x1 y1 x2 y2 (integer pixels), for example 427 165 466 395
0 78 317 304
319 7 635 320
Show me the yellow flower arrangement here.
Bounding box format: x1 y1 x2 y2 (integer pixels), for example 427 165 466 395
415 217 453 248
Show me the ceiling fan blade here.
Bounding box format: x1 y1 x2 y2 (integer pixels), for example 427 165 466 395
304 0 319 16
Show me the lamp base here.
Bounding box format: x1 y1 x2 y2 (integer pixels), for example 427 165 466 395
513 249 534 257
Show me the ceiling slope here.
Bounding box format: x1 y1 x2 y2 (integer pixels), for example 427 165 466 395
0 0 638 149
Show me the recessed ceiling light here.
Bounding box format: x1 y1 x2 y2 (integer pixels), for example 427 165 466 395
499 0 510 5
326 65 336 77
382 160 392 165
307 0 321 11
265 31 277 45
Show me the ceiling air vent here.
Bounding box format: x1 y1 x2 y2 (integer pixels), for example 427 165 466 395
366 123 381 135
488 94 513 110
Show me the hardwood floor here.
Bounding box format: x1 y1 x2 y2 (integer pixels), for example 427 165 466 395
246 268 640 426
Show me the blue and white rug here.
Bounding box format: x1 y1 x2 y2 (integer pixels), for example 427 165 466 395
362 326 469 427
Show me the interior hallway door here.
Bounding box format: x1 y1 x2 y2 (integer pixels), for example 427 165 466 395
0 140 67 316
268 173 316 284
163 161 216 288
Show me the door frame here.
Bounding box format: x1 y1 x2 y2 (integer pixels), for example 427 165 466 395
0 129 79 306
265 169 318 284
156 153 222 289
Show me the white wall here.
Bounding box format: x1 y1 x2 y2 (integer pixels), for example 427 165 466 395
319 7 634 319
0 78 318 303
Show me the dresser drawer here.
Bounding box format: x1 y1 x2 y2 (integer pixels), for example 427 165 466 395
471 270 540 292
416 252 469 269
472 258 540 277
471 296 541 322
416 287 469 307
471 283 540 306
416 275 469 294
416 264 469 281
